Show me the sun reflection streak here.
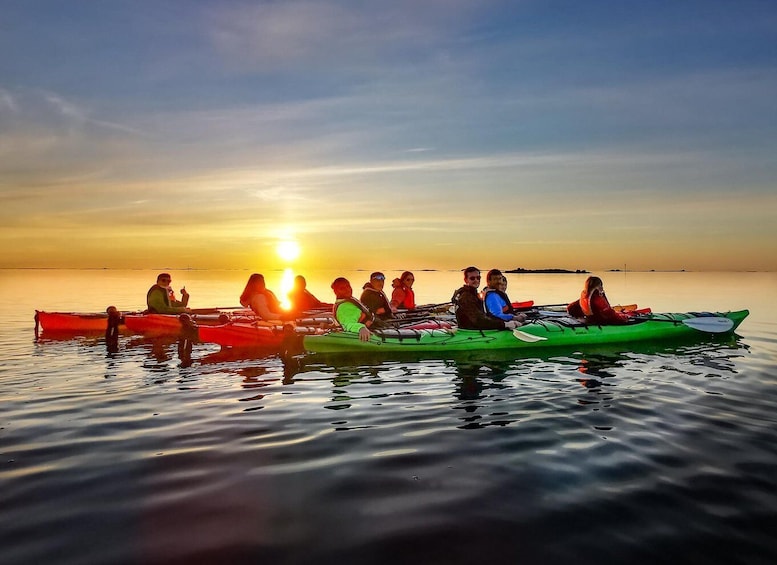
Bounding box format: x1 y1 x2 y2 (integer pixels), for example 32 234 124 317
280 268 295 310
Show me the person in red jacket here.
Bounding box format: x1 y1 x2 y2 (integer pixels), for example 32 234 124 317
390 271 416 310
567 276 630 325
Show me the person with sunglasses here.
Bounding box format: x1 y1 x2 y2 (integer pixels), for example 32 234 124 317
146 273 191 314
390 271 416 311
451 267 519 330
360 271 395 322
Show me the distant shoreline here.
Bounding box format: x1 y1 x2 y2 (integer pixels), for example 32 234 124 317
505 268 588 274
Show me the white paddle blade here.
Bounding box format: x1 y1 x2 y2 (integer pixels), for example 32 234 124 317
682 316 735 333
513 329 547 342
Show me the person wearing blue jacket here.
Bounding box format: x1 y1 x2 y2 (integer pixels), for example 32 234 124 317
482 269 526 324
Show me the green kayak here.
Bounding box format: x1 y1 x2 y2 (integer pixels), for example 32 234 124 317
302 310 749 354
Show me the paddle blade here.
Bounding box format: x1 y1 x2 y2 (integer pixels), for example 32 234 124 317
681 316 735 333
513 329 547 342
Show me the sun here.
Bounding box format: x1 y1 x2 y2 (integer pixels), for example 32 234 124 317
276 240 301 262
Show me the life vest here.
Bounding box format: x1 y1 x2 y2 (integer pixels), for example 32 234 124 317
361 284 392 317
579 289 594 316
334 297 375 325
483 288 514 316
395 285 415 309
146 285 172 313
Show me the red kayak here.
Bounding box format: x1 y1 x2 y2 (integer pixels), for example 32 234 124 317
35 310 138 332
123 313 239 335
198 314 336 348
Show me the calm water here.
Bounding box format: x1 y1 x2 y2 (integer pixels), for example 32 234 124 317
2 269 777 564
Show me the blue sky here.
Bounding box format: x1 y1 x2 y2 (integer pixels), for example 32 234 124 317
1 0 776 271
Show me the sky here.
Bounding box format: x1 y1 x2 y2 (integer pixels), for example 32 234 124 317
1 0 776 272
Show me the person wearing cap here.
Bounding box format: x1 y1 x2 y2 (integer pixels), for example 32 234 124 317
146 273 190 314
483 269 527 324
360 272 395 321
451 267 519 331
331 277 375 341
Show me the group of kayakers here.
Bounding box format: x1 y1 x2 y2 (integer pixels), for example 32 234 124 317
146 268 629 342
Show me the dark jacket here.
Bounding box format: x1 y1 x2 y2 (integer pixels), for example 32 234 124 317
451 285 506 330
360 284 394 321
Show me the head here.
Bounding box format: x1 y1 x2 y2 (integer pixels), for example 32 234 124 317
499 275 508 293
156 273 172 286
369 271 386 290
400 271 415 288
463 266 481 288
293 275 306 291
248 273 266 290
240 273 267 305
486 269 503 290
585 276 604 295
331 277 353 299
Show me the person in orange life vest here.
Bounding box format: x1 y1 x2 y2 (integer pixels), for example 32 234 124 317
146 273 190 314
567 276 630 325
240 273 286 322
360 272 395 321
451 266 519 330
331 277 375 341
390 271 416 310
287 275 328 314
482 269 527 324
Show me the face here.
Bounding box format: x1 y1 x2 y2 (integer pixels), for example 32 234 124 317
403 275 415 287
158 276 171 287
465 271 481 288
498 277 508 292
371 276 385 290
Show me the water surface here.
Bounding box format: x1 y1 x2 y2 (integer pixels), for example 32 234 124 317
1 270 776 564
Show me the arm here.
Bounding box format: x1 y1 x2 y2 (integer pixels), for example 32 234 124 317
591 294 630 323
251 294 282 321
336 302 372 340
390 287 405 310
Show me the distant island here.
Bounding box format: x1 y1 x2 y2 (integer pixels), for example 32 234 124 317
505 268 588 274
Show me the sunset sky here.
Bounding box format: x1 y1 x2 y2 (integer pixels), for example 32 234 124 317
1 1 776 272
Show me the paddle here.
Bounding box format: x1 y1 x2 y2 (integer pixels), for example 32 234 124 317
189 306 246 314
520 302 569 311
512 329 548 343
634 314 735 333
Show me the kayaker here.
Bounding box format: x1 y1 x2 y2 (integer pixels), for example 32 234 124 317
331 277 375 341
390 271 416 310
451 267 519 330
483 269 527 324
146 273 190 314
287 275 328 314
360 272 395 321
567 276 630 325
240 273 286 322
